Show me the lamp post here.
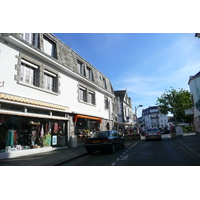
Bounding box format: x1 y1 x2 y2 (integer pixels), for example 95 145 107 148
135 105 143 133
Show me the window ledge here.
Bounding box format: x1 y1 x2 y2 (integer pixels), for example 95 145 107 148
78 100 96 107
17 81 59 96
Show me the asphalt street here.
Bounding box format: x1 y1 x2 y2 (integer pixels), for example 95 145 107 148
61 135 200 166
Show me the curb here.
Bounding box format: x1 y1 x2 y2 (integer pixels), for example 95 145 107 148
51 153 88 166
175 139 200 160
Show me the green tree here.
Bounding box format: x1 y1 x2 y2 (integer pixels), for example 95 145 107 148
156 87 192 125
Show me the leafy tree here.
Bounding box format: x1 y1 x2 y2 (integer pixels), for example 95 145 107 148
156 87 192 125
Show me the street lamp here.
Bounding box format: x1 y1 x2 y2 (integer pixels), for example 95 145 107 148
135 105 143 133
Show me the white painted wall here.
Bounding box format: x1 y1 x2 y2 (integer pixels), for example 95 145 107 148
189 77 200 104
0 37 113 120
189 77 200 132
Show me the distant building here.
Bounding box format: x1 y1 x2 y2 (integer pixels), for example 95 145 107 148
142 106 168 129
114 90 133 133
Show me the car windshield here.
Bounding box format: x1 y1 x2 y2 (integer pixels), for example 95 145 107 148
147 128 159 132
90 131 109 138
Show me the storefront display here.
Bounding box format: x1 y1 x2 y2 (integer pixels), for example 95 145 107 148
74 115 101 137
0 114 68 152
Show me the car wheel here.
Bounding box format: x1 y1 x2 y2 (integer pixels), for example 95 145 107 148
110 144 116 153
121 141 125 148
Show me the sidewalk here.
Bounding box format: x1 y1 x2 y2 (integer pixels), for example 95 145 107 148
175 133 200 160
0 144 88 166
0 134 200 166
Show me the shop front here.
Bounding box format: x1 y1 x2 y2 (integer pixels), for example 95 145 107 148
114 121 134 135
0 93 70 155
73 114 102 137
0 114 69 153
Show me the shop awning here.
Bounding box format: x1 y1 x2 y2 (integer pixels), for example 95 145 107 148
0 110 69 120
114 121 133 126
0 93 69 111
74 114 102 123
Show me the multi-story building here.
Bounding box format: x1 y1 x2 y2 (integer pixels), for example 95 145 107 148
0 33 115 155
114 90 133 133
142 106 168 129
188 71 200 134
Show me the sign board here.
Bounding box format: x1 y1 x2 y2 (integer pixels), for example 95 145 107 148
185 109 193 115
176 126 183 137
52 135 57 145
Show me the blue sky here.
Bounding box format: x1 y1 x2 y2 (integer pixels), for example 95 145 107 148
53 33 200 117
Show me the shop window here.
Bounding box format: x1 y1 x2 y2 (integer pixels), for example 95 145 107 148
77 61 86 77
22 33 39 48
20 59 38 86
43 35 56 58
88 90 95 105
79 86 87 102
0 103 24 112
44 70 57 92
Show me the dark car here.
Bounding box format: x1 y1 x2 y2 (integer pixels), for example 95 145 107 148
84 130 125 154
145 128 162 141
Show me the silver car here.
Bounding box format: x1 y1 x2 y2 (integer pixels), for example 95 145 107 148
145 128 162 141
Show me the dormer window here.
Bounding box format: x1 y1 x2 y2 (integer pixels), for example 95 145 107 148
86 66 94 81
22 33 39 48
77 61 86 76
103 77 107 89
43 35 56 58
105 97 109 109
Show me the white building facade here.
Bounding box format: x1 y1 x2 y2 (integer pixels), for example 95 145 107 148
188 71 200 134
142 106 168 129
0 33 115 155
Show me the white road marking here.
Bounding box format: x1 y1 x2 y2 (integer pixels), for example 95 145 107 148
121 154 129 160
111 141 140 165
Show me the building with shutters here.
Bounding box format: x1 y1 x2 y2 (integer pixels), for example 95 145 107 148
0 33 116 157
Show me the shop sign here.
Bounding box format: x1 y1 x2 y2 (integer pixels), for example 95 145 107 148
52 135 57 145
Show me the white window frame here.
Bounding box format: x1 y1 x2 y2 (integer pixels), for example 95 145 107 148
103 78 107 89
88 90 95 105
43 35 56 57
78 85 95 105
23 33 33 44
78 61 86 76
105 97 109 109
86 66 94 81
20 59 38 86
22 33 38 47
44 70 56 92
79 86 87 102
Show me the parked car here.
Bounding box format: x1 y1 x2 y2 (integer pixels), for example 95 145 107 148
84 130 125 154
145 128 162 141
